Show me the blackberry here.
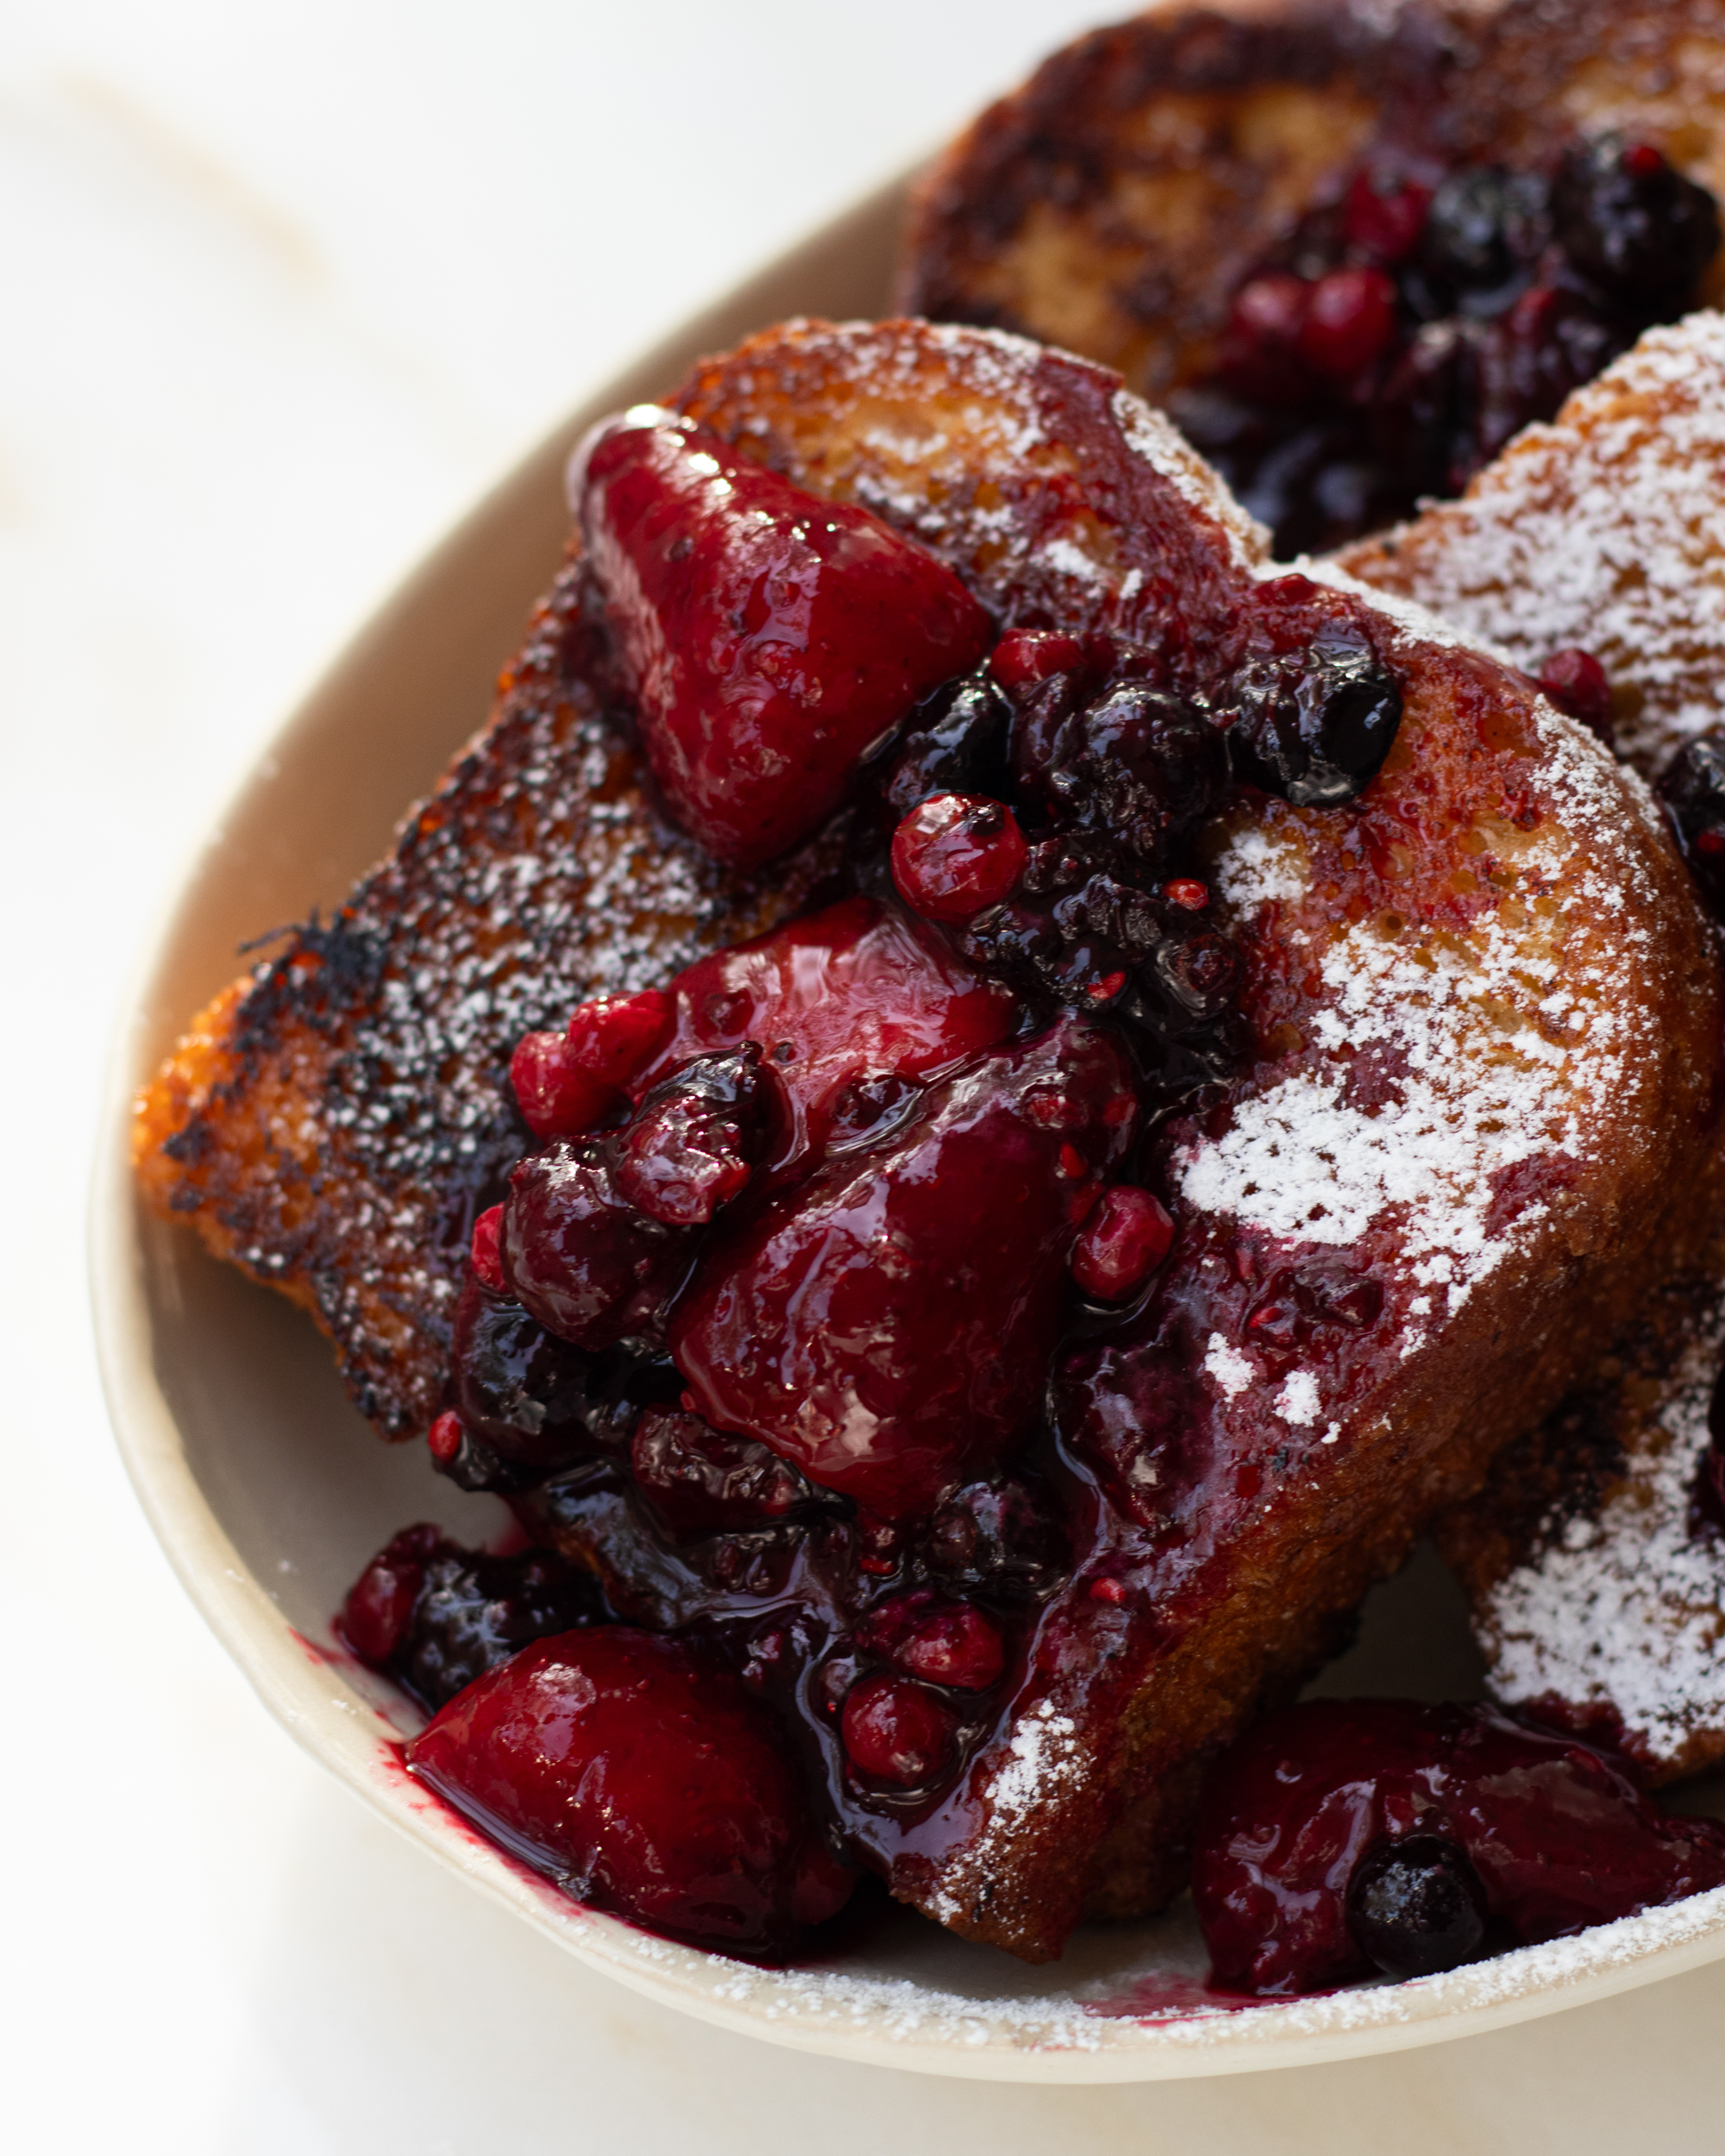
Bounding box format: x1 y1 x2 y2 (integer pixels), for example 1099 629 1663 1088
1422 166 1548 304
451 1277 629 1471
923 1476 1069 1601
1175 138 1719 554
1553 135 1722 310
342 1526 606 1711
630 1405 825 1539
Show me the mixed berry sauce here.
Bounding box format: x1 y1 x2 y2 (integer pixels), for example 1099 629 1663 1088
1170 136 1719 555
1193 1701 1725 1996
334 402 1715 1978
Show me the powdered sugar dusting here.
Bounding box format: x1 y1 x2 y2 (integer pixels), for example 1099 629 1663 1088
1484 1299 1725 1764
1339 311 1725 770
1178 844 1634 1313
919 1697 1086 1932
1276 1369 1321 1426
1211 824 1308 912
616 1882 1725 2061
1205 1332 1256 1400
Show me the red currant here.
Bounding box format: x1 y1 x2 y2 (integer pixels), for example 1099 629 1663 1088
891 793 1027 923
1301 268 1399 381
1070 1185 1175 1300
840 1673 958 1786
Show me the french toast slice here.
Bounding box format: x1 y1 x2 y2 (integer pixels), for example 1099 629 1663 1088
1335 310 1725 1783
1434 1244 1725 1787
133 578 849 1436
898 0 1725 550
137 317 1723 1959
1337 309 1725 775
895 0 1725 1805
594 321 1724 1954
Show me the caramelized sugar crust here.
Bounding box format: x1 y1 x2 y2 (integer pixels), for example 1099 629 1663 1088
136 317 1722 1957
899 0 1725 411
133 578 843 1434
1338 310 1725 775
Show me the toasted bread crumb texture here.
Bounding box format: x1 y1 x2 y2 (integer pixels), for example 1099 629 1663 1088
133 562 842 1434
1339 311 1725 772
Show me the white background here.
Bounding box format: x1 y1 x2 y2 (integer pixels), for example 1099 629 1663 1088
8 3 1725 2147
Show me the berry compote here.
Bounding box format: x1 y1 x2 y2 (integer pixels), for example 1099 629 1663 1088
1193 1699 1725 1996
1659 726 1725 921
1170 136 1720 555
339 420 1421 1963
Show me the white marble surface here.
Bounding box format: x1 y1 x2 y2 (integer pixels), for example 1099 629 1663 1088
12 3 1725 2147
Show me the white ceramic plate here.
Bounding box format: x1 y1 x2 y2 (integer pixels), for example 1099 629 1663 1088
89 172 1725 2083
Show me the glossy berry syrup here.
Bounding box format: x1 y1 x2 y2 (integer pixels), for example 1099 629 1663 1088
572 405 993 868
670 1017 1138 1517
1192 1699 1725 1996
1170 136 1719 554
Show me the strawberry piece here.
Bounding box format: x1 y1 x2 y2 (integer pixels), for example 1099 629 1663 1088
637 895 1017 1167
573 407 994 868
407 1626 847 1956
669 1018 1138 1517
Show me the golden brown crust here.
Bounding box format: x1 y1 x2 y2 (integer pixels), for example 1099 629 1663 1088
898 0 1725 411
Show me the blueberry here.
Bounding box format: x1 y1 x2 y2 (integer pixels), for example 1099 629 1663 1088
884 669 1013 817
1226 629 1403 808
1346 1834 1488 1980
